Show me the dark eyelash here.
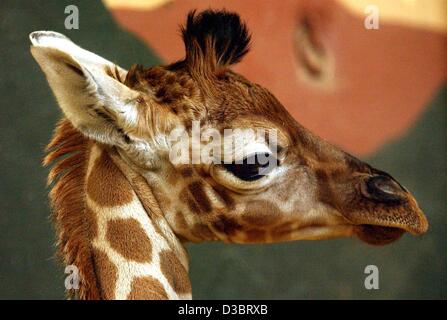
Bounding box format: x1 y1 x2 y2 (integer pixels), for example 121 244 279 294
222 153 278 181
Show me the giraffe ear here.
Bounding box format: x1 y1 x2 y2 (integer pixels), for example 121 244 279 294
181 10 251 71
30 31 140 145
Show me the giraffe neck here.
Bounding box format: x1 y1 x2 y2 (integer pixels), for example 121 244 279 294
84 143 191 299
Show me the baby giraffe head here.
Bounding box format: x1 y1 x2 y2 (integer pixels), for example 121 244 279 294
31 10 427 247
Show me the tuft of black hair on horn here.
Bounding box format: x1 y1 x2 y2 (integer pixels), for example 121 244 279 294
181 9 251 67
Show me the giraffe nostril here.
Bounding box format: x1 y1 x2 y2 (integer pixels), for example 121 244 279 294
362 175 405 203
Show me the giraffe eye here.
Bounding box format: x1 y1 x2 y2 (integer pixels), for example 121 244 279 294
222 153 278 181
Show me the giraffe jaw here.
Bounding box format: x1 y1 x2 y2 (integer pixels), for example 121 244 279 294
279 219 419 246
289 224 406 245
354 225 405 245
289 224 405 245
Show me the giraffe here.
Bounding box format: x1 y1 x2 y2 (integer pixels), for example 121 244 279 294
30 10 428 300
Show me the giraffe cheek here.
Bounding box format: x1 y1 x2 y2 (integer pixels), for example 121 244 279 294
191 223 217 241
244 228 268 243
212 215 243 237
241 200 282 227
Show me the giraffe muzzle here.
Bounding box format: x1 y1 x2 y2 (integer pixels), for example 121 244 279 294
342 173 429 245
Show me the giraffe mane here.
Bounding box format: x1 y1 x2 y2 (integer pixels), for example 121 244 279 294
43 118 100 299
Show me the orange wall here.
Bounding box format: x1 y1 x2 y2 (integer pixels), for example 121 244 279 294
105 0 447 156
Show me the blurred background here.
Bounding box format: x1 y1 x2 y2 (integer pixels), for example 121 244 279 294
0 0 446 299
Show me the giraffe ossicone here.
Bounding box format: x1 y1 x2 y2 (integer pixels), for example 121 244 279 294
30 9 428 300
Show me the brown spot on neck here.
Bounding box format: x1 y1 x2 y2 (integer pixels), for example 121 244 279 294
127 276 168 300
92 248 117 300
106 218 152 263
86 151 134 207
159 250 192 295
